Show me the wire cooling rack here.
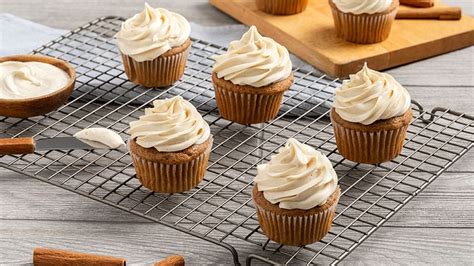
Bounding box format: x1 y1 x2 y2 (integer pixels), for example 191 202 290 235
1 17 473 265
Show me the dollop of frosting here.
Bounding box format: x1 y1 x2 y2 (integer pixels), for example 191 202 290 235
74 128 125 149
333 63 411 125
129 96 211 152
115 3 191 62
0 61 69 99
254 138 338 210
212 26 292 87
332 0 393 14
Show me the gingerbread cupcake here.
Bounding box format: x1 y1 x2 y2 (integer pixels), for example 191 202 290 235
212 26 293 125
256 0 309 15
331 63 412 164
116 3 191 87
128 96 212 193
329 0 399 44
253 138 340 246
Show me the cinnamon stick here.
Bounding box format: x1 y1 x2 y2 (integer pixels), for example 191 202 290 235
33 248 126 266
154 255 185 266
396 7 462 20
400 0 434 8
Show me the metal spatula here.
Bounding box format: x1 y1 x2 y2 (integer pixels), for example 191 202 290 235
0 136 110 155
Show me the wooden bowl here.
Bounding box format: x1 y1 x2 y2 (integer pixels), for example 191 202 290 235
0 55 76 118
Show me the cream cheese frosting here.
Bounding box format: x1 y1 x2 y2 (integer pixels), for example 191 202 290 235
129 96 211 152
0 61 69 99
333 63 411 125
212 26 292 87
115 3 191 62
74 128 125 149
332 0 393 14
254 138 338 210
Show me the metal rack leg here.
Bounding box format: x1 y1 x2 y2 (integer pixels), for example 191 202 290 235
246 254 281 266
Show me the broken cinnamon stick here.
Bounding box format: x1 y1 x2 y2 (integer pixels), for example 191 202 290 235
154 255 185 266
396 7 462 20
33 248 126 266
400 0 434 8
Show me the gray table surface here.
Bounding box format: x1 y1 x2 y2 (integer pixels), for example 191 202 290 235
0 0 473 265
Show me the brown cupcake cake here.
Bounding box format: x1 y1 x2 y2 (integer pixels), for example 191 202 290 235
116 3 191 87
128 96 212 193
331 63 412 164
253 138 340 246
329 0 399 44
256 0 309 15
212 26 293 125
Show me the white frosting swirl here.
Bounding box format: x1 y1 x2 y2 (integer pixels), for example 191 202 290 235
332 0 393 14
129 96 211 152
254 138 338 210
333 63 411 125
212 26 292 87
0 61 69 99
116 3 191 62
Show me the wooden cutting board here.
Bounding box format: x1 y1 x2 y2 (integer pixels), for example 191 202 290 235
209 0 474 78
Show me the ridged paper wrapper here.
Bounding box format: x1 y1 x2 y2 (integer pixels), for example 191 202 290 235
211 73 293 125
253 185 341 246
329 0 399 44
256 0 309 15
331 108 412 164
128 136 212 193
121 39 191 87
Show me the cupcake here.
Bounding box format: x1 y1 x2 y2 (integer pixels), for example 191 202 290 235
212 26 293 125
331 63 412 164
253 138 340 246
329 0 399 44
256 0 309 15
116 3 191 87
128 96 212 193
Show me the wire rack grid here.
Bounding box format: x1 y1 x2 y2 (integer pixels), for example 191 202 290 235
1 16 473 265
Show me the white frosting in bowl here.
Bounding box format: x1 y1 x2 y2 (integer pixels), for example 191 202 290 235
212 26 292 87
333 63 411 125
116 2 191 62
254 138 338 210
128 96 211 152
0 61 70 99
332 0 393 15
74 128 125 149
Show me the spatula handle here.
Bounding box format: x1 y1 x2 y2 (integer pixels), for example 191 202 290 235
0 137 36 155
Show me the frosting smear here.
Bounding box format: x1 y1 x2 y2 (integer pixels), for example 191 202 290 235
74 128 125 149
254 138 338 210
213 26 292 87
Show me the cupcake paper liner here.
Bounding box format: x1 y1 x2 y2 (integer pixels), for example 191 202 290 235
256 0 309 15
253 186 341 246
331 108 412 164
121 40 191 88
329 0 399 44
129 139 212 193
214 86 285 124
212 73 293 125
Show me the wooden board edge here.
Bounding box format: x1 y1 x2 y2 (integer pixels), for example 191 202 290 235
209 0 474 78
334 30 474 78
